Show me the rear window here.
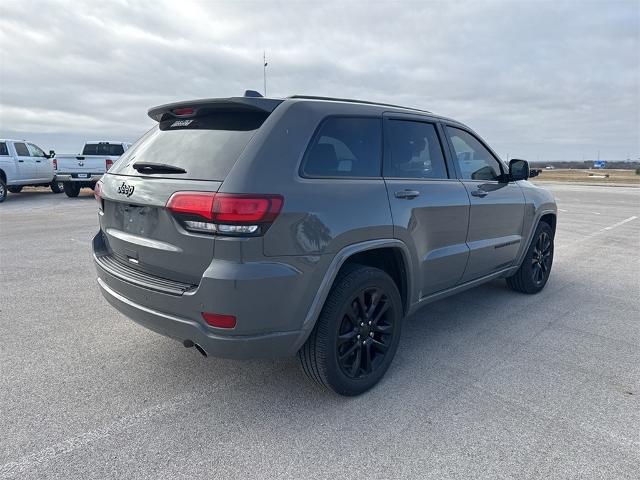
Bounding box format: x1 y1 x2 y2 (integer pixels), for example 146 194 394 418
0 143 8 156
109 112 268 180
82 143 125 156
301 117 382 178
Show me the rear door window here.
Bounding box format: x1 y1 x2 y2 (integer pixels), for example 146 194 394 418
82 144 126 156
110 112 268 180
0 143 8 156
14 143 30 156
301 117 382 178
384 120 448 179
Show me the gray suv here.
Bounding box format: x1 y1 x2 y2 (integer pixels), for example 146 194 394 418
93 93 557 395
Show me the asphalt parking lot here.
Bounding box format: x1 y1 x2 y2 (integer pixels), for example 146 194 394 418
0 182 638 480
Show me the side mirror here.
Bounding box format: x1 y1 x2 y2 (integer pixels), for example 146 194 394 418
509 159 529 181
48 150 55 159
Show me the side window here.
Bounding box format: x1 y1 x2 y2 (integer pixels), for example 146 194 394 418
27 143 46 157
385 120 448 179
0 142 8 156
301 117 382 178
446 127 502 181
14 142 30 157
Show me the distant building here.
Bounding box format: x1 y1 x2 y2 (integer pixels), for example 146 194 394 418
593 160 606 169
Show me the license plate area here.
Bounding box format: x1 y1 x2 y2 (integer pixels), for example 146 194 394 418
77 173 89 178
117 204 158 236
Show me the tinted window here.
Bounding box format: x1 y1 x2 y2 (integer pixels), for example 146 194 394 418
447 127 502 181
110 112 268 180
27 143 46 157
301 117 381 177
14 143 29 156
0 143 8 156
385 120 448 179
82 143 125 156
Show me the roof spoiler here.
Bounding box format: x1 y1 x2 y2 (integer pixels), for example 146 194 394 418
148 96 283 122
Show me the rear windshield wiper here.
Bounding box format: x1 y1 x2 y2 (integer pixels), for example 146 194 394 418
132 162 187 174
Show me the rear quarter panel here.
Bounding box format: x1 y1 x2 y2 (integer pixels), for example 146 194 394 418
220 101 394 257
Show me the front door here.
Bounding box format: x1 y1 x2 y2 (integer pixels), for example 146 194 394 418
383 115 470 298
444 125 525 282
27 143 51 181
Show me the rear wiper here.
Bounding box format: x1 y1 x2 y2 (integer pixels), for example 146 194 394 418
132 162 187 174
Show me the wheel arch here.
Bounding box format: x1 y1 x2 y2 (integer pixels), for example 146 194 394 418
513 209 557 269
539 212 557 236
0 168 6 184
293 239 413 352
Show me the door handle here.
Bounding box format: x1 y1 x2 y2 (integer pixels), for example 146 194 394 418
394 189 420 199
471 189 488 198
36 160 42 163
18 159 24 163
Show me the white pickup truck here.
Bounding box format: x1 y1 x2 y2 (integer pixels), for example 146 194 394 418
0 139 63 202
55 141 131 197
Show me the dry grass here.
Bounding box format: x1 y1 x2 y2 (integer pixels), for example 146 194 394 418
531 168 640 184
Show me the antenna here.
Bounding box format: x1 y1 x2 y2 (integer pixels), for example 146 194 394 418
263 51 268 97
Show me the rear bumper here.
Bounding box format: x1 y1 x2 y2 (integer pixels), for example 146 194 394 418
97 278 303 359
93 232 326 359
56 174 102 182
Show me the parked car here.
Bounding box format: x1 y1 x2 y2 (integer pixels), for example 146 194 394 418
54 141 131 197
92 93 557 395
0 139 63 202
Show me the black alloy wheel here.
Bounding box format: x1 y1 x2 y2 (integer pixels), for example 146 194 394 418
506 221 554 294
531 230 552 286
336 287 395 379
298 265 403 396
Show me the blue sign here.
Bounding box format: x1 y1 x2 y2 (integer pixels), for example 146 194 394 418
593 160 606 169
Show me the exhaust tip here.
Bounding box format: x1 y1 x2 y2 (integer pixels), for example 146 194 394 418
194 344 208 357
183 339 195 348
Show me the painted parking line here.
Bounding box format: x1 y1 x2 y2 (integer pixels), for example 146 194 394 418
557 216 638 250
603 216 638 230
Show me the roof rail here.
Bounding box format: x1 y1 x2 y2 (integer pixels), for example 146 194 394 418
288 95 431 114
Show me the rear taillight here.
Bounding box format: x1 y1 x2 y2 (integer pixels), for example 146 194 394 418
52 158 57 170
105 158 113 171
166 192 283 236
94 180 103 210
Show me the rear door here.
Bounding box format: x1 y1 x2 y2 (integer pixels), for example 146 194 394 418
13 142 37 181
443 125 525 282
383 114 470 297
98 110 270 285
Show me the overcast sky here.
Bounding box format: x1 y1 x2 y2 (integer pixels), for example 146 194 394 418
0 0 638 161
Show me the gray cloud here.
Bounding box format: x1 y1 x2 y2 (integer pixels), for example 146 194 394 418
0 0 638 160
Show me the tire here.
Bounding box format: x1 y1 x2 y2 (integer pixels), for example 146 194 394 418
298 265 403 396
506 221 554 294
7 185 22 193
50 181 64 194
0 178 6 203
64 182 81 198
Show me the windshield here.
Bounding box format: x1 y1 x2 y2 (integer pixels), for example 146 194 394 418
109 112 268 181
